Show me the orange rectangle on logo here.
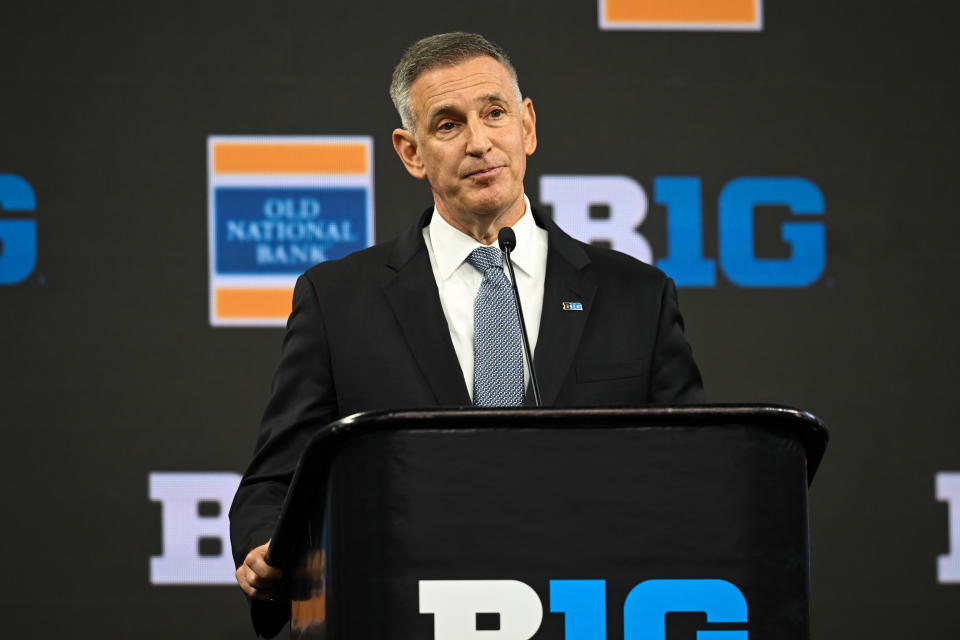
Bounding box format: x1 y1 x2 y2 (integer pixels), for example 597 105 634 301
213 142 368 174
605 0 758 24
215 288 293 319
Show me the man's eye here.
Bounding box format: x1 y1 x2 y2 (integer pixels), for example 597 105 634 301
438 122 456 131
489 108 505 118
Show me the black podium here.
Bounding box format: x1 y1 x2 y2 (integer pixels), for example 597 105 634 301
262 406 827 640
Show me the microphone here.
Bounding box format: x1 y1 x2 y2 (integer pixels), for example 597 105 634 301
498 227 543 406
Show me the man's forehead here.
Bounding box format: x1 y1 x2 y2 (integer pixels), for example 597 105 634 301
411 56 514 109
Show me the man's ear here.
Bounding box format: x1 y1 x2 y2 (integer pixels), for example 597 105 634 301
521 98 537 156
392 128 426 179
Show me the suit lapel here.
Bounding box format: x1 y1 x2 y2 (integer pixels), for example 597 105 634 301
381 209 471 406
531 210 597 406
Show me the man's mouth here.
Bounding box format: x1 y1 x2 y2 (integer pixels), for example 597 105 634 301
465 166 502 178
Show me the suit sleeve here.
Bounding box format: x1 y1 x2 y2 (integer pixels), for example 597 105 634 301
229 274 339 637
648 277 705 405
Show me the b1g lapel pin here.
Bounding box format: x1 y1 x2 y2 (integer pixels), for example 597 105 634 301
562 301 583 311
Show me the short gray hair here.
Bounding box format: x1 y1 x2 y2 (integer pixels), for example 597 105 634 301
389 32 523 134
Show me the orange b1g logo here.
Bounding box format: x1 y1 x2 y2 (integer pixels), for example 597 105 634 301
599 0 763 31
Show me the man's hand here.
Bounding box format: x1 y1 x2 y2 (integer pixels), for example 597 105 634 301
235 540 284 601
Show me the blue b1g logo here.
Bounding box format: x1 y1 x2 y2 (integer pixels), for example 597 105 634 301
0 174 37 285
541 175 826 288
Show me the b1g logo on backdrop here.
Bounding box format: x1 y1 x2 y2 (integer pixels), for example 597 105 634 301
541 175 825 288
150 472 240 584
420 579 748 639
0 174 38 285
208 136 374 326
599 0 763 31
938 472 960 584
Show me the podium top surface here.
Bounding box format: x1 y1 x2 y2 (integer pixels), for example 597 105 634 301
319 404 827 473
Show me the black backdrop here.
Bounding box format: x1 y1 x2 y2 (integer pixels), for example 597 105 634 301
2 1 959 637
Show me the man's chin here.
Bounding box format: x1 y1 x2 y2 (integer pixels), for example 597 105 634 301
460 200 510 219
462 189 523 218
435 186 523 222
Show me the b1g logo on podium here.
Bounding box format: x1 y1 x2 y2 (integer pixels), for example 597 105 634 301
599 0 763 31
541 175 825 288
420 579 748 639
208 136 375 326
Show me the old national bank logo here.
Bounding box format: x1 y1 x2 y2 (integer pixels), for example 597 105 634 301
599 0 763 31
208 136 374 327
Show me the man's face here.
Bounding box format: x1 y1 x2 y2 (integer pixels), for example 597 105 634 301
393 56 537 224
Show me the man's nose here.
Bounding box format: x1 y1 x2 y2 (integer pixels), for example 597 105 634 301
464 116 492 156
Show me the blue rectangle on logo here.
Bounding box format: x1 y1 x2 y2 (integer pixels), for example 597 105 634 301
215 187 369 275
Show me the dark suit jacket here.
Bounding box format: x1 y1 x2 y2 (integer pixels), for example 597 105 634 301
229 207 703 632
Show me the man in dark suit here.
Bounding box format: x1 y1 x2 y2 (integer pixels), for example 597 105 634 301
230 32 703 613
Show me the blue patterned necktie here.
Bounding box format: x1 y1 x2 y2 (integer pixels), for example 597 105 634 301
467 246 524 407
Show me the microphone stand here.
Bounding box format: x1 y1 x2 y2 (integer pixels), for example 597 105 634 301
498 227 542 406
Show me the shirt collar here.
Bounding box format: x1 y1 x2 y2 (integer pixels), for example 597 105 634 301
428 195 535 281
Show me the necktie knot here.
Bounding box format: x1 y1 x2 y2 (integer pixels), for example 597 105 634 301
467 245 504 274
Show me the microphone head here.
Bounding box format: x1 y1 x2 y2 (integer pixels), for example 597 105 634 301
498 226 517 252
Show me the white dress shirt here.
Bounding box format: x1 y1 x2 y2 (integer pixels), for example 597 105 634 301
423 195 549 401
